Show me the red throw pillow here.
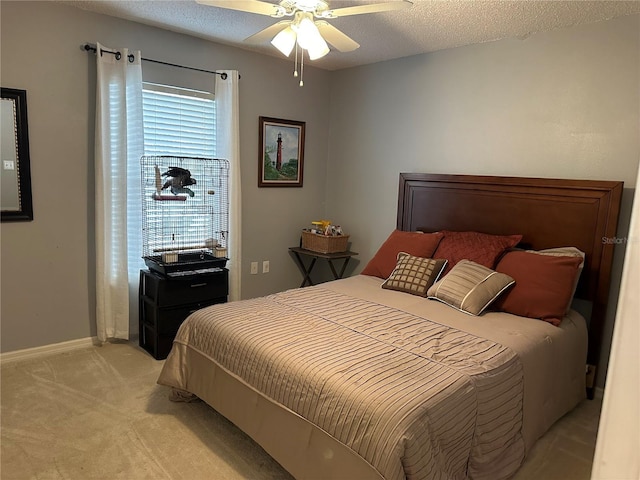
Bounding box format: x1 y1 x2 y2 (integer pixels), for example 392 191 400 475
361 230 444 279
493 250 583 325
433 231 522 274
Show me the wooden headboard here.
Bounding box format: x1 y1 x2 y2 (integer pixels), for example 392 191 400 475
397 173 623 392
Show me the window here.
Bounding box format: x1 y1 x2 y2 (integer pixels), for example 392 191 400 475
140 83 227 257
142 83 216 156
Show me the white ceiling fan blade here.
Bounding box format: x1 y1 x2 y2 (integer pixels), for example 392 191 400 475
244 21 292 44
196 0 285 17
316 22 359 52
321 0 412 18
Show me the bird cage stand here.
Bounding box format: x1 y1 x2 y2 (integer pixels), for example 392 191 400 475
140 156 229 276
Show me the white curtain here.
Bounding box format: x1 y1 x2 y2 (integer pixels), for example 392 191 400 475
94 43 144 342
591 165 640 479
215 71 242 301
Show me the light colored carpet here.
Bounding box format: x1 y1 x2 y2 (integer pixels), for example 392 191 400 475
1 342 601 480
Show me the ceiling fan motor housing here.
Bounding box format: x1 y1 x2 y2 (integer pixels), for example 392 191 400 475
279 1 330 17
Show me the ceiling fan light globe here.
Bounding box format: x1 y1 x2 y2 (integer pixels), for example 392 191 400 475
297 19 330 59
294 16 320 49
271 26 296 56
307 40 330 60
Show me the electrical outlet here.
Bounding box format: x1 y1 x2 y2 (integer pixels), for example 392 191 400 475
262 260 270 273
3 160 15 170
250 262 258 274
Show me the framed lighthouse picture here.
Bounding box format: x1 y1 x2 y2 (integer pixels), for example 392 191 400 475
258 116 305 187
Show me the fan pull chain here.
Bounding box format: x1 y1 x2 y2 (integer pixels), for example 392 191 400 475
299 51 304 87
294 43 299 78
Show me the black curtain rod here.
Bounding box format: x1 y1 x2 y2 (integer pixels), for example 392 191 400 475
83 44 228 79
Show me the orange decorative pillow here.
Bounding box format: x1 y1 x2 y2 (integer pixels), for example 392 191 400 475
433 231 522 274
493 250 583 326
361 230 444 279
525 247 585 313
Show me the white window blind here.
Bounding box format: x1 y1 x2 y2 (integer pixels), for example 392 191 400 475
139 83 223 257
142 83 215 156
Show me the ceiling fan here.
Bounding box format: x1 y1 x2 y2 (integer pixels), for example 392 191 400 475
196 0 413 85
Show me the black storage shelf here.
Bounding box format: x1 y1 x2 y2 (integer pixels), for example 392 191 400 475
139 268 228 360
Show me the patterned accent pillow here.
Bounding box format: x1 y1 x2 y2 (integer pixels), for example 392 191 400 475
427 260 515 315
433 231 522 275
382 253 447 297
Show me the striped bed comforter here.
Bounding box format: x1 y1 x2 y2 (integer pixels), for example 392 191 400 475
160 285 526 480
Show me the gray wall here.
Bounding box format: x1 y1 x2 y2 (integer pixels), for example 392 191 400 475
326 14 640 388
0 1 330 352
1 1 638 390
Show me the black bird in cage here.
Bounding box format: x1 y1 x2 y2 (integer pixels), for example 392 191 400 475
162 167 196 197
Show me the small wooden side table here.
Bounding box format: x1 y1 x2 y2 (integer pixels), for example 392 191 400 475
289 247 358 287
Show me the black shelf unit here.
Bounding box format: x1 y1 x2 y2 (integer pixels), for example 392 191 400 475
138 268 228 359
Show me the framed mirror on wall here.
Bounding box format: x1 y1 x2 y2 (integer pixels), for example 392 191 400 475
1 87 33 221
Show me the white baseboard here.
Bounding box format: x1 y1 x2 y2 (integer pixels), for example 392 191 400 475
0 336 100 364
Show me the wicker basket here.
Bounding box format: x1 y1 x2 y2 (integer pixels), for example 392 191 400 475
301 231 349 253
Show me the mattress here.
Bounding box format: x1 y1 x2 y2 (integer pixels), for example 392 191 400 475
158 275 587 480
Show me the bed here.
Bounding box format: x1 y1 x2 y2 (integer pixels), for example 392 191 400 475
158 173 623 480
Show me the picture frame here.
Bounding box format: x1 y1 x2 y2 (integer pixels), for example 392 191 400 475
258 116 305 187
1 87 33 221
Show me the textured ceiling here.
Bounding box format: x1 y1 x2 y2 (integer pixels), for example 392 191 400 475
60 0 640 70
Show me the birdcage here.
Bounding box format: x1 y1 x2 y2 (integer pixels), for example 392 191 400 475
141 156 229 275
